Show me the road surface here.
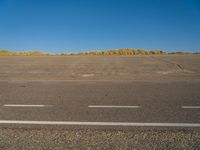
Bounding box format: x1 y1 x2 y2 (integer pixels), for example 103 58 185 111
0 55 200 149
0 80 200 128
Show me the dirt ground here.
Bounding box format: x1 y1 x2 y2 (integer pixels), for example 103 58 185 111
0 54 199 81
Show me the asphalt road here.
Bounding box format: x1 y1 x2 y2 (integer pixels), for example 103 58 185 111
0 80 199 128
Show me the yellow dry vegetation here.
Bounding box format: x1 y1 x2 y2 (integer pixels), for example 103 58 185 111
1 49 191 56
0 50 47 56
77 49 164 55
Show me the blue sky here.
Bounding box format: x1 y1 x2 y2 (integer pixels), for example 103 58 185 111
0 0 200 53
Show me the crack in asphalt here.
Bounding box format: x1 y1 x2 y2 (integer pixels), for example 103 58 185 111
176 64 184 70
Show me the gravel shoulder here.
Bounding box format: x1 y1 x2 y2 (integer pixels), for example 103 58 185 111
0 128 200 150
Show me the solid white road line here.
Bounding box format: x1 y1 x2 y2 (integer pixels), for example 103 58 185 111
182 106 200 109
88 105 140 108
0 120 200 127
3 104 52 107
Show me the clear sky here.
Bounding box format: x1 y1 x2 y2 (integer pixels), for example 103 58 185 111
0 0 200 53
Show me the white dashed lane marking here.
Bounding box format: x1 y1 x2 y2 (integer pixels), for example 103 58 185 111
3 104 52 107
182 106 200 109
88 105 141 108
